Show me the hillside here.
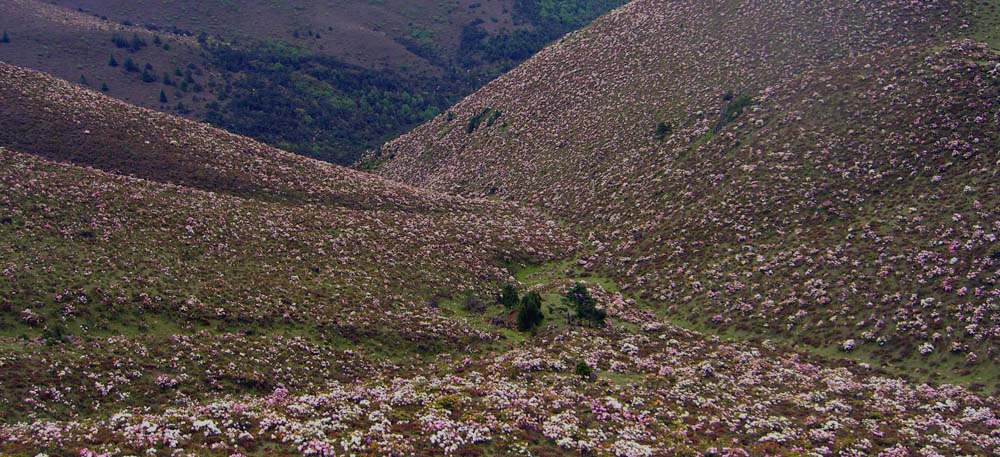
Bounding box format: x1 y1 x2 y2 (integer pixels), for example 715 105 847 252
376 0 1000 384
2 0 1000 455
0 0 627 163
0 61 575 421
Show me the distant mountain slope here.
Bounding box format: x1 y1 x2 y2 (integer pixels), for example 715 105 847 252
0 0 214 114
376 0 1000 378
0 62 487 212
0 0 628 163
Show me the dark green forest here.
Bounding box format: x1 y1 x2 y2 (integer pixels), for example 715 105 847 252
201 0 626 165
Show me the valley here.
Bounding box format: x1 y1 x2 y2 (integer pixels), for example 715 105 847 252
1 0 999 455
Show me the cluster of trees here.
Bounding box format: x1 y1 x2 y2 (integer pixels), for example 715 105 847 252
499 284 545 331
497 282 606 333
202 39 456 164
72 2 624 165
459 0 627 73
111 32 147 52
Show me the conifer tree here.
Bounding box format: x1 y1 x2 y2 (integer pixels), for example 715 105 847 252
517 292 544 331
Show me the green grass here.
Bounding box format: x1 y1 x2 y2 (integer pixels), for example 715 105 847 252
510 254 1000 395
968 0 1000 49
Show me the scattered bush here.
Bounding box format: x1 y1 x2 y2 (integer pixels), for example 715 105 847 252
574 361 595 380
654 121 673 140
467 107 501 133
462 293 487 313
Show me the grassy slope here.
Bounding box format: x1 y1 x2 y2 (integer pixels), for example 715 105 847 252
0 54 997 457
0 64 577 424
376 0 1000 379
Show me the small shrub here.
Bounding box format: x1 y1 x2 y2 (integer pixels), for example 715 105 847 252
654 121 672 140
467 107 501 133
574 361 594 380
142 68 157 83
462 293 487 313
715 94 753 131
112 32 146 52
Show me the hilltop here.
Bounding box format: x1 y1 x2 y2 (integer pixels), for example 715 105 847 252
376 0 1000 385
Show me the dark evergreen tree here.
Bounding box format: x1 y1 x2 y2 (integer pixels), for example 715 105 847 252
499 284 519 309
565 283 606 324
517 291 544 331
141 68 157 83
159 90 168 103
108 54 119 67
123 57 139 72
101 82 109 92
79 75 88 86
1 31 10 43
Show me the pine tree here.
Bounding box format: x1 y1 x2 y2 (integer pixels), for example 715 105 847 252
141 68 157 83
79 75 89 86
101 82 109 92
109 54 118 67
1 31 10 43
159 90 168 103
